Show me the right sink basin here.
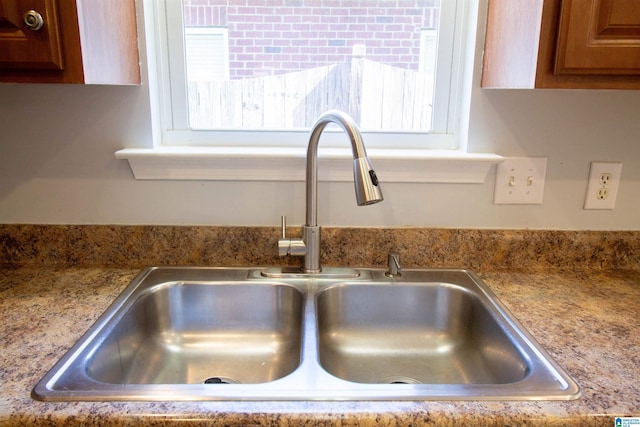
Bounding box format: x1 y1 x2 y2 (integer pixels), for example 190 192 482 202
317 283 529 385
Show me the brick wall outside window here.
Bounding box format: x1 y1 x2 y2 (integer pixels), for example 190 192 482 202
183 0 440 79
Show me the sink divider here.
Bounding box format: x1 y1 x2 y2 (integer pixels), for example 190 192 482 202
268 283 351 395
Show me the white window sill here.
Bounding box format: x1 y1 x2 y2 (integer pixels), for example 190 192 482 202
115 147 503 183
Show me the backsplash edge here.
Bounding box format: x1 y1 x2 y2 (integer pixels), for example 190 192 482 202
0 225 638 271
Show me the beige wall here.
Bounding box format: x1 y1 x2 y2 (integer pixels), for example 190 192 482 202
0 3 639 230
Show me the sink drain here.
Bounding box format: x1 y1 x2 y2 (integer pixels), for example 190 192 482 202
203 376 241 384
379 376 422 385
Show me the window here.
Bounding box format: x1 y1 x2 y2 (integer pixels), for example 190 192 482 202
116 0 502 183
155 0 469 149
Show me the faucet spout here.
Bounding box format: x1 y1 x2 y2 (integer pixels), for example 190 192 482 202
305 110 383 227
301 110 383 273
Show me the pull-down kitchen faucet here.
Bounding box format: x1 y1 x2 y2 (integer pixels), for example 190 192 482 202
279 110 383 273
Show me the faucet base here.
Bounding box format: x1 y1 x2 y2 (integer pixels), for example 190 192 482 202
302 225 321 273
258 266 363 279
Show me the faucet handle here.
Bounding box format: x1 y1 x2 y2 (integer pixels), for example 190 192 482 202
278 215 305 257
280 215 287 239
278 216 289 256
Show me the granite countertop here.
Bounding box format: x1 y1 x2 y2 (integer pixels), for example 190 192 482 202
1 265 638 426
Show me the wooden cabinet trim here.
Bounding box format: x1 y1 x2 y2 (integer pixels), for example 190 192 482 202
554 0 640 75
482 0 640 89
0 0 64 70
0 0 140 85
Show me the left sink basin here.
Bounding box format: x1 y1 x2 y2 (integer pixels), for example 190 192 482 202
33 268 305 400
88 282 304 385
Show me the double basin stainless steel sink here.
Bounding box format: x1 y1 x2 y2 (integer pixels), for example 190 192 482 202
32 267 580 401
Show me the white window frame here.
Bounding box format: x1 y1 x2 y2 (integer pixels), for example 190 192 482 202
116 0 502 182
163 0 459 148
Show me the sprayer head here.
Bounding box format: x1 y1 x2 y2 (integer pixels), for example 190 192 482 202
353 157 383 206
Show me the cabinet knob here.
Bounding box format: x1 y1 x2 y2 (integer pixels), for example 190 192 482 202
23 10 45 31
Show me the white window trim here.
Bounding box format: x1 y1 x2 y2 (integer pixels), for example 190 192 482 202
116 146 502 183
116 0 503 183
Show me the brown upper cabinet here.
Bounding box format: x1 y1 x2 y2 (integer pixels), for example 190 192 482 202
482 0 640 89
0 0 140 84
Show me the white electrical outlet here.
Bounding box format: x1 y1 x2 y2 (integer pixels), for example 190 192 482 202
494 157 547 205
584 161 622 210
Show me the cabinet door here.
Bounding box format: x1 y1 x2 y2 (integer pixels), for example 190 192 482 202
0 0 63 69
555 0 640 75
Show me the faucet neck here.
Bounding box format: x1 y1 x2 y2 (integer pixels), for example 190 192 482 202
305 111 368 227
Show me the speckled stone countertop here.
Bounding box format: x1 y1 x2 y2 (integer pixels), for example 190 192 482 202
1 226 639 426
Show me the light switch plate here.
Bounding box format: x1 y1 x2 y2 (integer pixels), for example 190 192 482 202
494 157 547 205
